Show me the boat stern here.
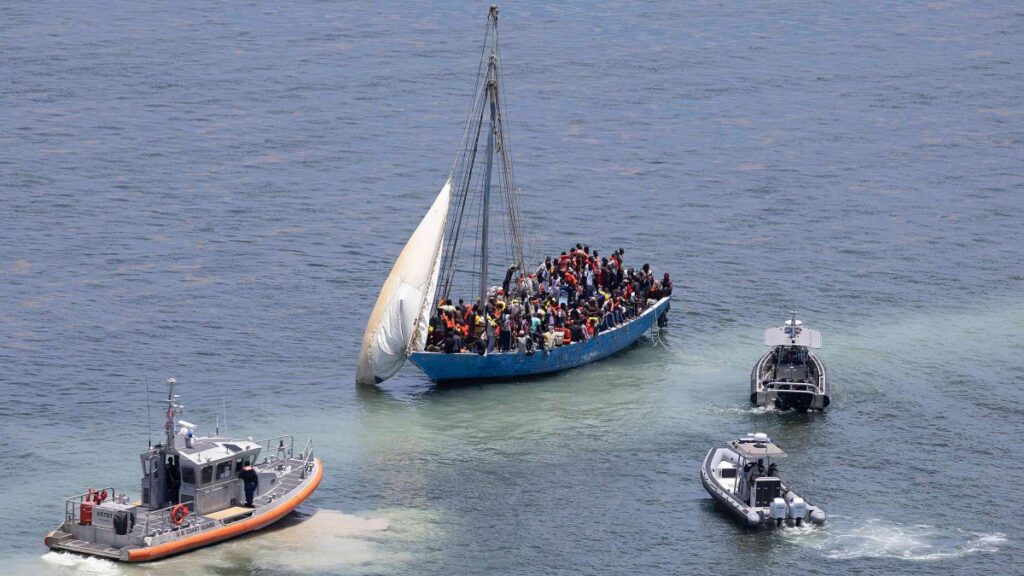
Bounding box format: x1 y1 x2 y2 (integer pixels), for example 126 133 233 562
44 529 68 550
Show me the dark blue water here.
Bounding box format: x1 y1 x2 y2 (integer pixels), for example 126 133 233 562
2 2 1022 574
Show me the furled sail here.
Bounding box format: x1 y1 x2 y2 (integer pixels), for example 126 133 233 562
356 179 451 384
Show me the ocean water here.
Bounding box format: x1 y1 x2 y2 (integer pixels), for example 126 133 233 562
2 1 1022 575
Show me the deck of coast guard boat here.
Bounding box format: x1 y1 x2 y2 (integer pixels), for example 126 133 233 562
45 379 322 562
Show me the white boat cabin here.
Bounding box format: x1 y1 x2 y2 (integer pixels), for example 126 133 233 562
140 431 263 516
716 433 788 509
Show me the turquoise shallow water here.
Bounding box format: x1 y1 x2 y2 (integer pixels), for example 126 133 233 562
2 1 1022 575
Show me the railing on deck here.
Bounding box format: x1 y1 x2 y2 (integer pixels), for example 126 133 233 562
765 381 817 395
298 439 315 479
63 487 119 524
140 501 195 535
259 435 294 465
256 435 315 479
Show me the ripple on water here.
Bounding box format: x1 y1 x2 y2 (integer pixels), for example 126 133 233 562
777 517 1006 561
700 404 779 416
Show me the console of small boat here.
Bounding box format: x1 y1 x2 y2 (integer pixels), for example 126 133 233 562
750 312 830 411
700 433 825 528
45 379 322 562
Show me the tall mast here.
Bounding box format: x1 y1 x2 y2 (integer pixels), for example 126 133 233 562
478 5 499 353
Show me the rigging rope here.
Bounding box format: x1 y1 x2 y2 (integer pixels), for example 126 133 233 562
434 7 533 316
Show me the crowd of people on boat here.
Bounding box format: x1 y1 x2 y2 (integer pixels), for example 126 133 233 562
425 244 672 355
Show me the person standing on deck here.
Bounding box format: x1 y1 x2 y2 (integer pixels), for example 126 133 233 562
165 456 180 505
640 264 653 300
472 308 485 339
601 257 614 290
502 265 518 295
499 313 513 352
441 299 456 316
535 257 550 281
583 264 594 299
238 462 259 508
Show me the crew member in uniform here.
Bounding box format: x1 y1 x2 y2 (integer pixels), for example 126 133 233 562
165 456 180 505
238 461 259 508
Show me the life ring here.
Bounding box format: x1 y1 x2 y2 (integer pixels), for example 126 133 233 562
170 504 189 526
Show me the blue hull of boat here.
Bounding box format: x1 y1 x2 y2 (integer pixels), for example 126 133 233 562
407 297 671 383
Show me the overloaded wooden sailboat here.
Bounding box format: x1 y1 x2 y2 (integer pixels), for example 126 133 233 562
356 5 671 385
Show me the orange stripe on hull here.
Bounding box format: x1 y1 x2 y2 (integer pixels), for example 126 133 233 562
126 458 323 562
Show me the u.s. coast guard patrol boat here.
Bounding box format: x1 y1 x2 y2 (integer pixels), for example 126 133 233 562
45 378 323 562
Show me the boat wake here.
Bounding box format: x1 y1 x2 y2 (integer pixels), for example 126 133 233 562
232 509 393 572
701 404 778 416
778 517 1006 561
40 552 121 576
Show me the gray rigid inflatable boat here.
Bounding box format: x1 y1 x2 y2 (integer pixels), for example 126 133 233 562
701 433 825 528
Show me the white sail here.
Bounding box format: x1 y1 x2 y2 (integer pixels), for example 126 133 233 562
356 179 451 384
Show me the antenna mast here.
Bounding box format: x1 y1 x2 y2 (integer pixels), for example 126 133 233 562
146 378 152 448
163 378 181 447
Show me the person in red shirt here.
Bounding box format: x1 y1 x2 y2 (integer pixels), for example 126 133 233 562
564 270 577 288
558 251 571 271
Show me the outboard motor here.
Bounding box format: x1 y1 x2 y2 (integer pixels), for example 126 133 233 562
769 497 787 528
788 497 807 526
